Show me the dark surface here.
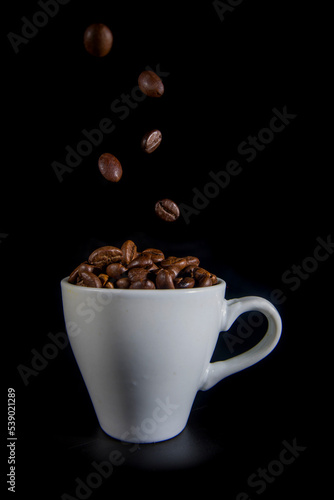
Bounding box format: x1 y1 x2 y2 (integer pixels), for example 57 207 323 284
2 1 331 498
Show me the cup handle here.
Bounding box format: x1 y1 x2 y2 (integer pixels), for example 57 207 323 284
199 296 282 391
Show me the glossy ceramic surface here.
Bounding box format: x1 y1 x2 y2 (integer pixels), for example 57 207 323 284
61 277 282 443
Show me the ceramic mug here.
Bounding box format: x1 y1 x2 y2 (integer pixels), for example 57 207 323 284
61 277 282 443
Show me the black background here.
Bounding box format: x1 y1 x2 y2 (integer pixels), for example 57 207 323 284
2 1 332 498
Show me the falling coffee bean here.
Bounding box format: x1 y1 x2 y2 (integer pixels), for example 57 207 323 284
83 23 113 57
138 70 164 97
98 153 123 182
141 129 162 154
155 199 180 222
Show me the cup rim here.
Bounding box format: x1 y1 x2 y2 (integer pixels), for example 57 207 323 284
61 276 225 293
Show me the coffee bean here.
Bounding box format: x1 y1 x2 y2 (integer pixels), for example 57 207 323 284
98 273 110 287
106 263 128 279
160 257 187 269
185 256 200 267
155 199 180 222
179 265 199 278
145 262 159 273
80 271 103 288
121 240 138 266
138 70 164 97
141 129 162 154
194 267 217 285
156 269 175 289
128 267 150 282
174 277 195 289
127 254 153 270
78 263 100 276
198 276 213 287
84 23 113 57
160 258 188 280
116 277 131 289
68 264 81 284
130 280 156 289
210 274 218 284
88 246 122 266
104 281 115 289
194 267 211 281
98 153 123 182
142 248 165 263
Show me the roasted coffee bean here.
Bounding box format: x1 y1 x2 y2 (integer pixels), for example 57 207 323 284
145 262 159 273
104 281 115 289
198 276 213 287
98 153 123 182
69 262 100 284
78 263 100 276
185 256 200 266
141 129 162 154
210 274 218 284
159 256 177 266
142 248 165 263
138 70 164 97
88 246 122 266
160 257 188 279
68 264 81 284
194 267 211 281
127 254 153 270
130 280 156 289
156 269 175 289
121 240 138 266
116 277 131 289
194 267 217 284
160 257 187 269
128 267 150 283
98 273 110 287
106 263 128 279
174 277 195 289
155 199 180 222
179 265 199 278
80 271 103 288
84 23 113 57
165 265 180 279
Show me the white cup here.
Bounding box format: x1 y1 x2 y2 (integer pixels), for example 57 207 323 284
61 277 281 443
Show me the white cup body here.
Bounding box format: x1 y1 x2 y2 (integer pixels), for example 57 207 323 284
61 278 226 443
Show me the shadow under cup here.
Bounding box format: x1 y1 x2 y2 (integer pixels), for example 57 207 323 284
61 277 281 443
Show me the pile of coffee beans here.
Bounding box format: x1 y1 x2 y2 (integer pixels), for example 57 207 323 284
68 240 217 289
